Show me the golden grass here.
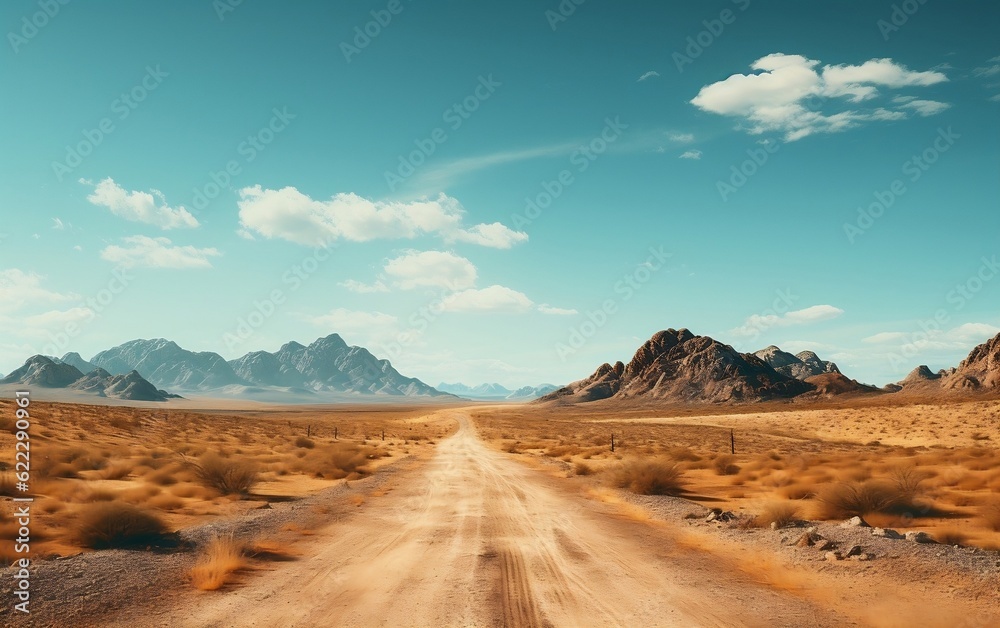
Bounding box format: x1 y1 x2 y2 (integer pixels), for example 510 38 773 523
73 502 169 549
613 459 684 496
755 501 800 529
190 535 247 591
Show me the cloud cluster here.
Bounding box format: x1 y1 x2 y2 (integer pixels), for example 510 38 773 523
730 304 844 338
692 54 948 141
99 236 221 269
82 178 199 229
237 186 527 249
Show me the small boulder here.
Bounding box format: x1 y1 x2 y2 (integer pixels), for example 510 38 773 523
816 539 837 551
845 545 864 558
872 527 903 539
841 516 870 528
905 531 933 544
794 533 817 548
824 551 842 562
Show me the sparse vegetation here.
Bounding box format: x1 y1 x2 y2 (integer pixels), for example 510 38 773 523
756 501 799 529
74 502 170 549
614 459 684 496
190 535 248 591
190 453 259 496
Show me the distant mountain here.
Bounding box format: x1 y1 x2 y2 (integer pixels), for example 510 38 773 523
753 346 840 380
801 373 883 397
506 384 560 400
90 339 242 389
2 356 173 401
59 352 97 374
235 333 445 396
542 328 813 404
2 355 84 388
436 382 560 400
436 382 513 399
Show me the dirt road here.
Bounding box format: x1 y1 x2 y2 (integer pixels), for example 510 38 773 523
168 413 841 627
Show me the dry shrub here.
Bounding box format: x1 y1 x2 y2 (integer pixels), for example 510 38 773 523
190 453 259 495
311 443 372 480
667 447 701 462
294 436 316 449
815 480 921 519
713 454 741 476
614 459 684 496
981 498 1000 531
74 502 169 549
101 463 133 480
574 461 594 476
756 501 799 529
190 535 247 591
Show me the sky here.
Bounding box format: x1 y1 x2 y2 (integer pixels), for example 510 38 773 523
1 0 998 389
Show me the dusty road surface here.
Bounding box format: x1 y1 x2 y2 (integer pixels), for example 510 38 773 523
164 412 842 627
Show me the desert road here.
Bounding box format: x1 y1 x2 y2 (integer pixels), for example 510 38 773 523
164 413 841 627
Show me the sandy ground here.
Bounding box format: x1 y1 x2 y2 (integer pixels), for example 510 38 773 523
148 412 841 627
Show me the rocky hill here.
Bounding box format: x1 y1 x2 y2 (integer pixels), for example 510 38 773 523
753 346 840 380
58 352 97 374
942 332 1000 390
2 356 174 401
542 328 814 404
91 339 242 390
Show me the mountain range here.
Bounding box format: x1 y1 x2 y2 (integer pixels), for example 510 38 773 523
0 355 176 401
541 327 1000 405
436 382 561 400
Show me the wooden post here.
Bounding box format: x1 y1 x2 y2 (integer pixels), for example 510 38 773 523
381 430 385 441
611 432 615 453
334 426 338 440
730 429 735 455
307 424 312 438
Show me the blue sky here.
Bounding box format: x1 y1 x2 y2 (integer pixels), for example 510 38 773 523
1 0 998 388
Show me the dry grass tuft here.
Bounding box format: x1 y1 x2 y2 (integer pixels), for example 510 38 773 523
190 535 248 591
574 461 595 476
190 453 259 495
815 479 921 520
294 436 316 449
980 498 1000 531
74 502 170 549
756 501 800 529
712 454 741 476
614 459 684 496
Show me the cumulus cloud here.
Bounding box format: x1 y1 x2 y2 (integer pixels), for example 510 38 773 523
99 236 221 269
0 269 77 313
538 304 578 316
691 53 947 141
338 279 389 294
82 178 199 229
679 150 703 160
237 186 526 249
383 250 478 291
730 304 844 338
439 285 534 313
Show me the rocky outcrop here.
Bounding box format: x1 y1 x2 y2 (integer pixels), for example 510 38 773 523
1 356 84 388
542 329 814 404
753 346 840 380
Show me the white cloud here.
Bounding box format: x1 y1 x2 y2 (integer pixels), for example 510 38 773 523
237 186 526 249
538 304 578 316
339 279 389 294
669 133 695 143
638 70 660 82
679 150 703 160
383 250 477 291
0 269 77 313
691 53 946 141
22 307 93 332
898 99 951 117
413 141 582 190
51 218 68 230
730 304 844 338
82 178 199 230
440 285 534 313
447 222 529 248
863 331 908 344
306 308 398 331
946 322 1000 344
99 236 221 269
973 64 1000 78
